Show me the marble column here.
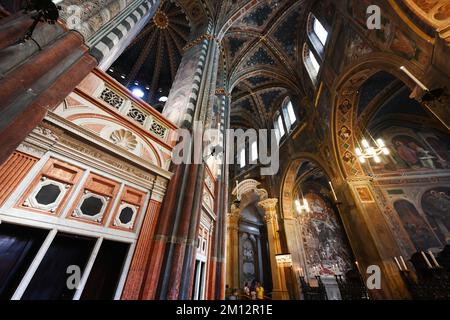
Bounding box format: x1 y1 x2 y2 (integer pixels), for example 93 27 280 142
58 0 160 68
0 16 96 165
205 224 215 300
212 90 231 300
59 0 129 40
139 26 222 300
121 176 167 300
259 198 289 300
225 205 240 291
282 215 304 300
89 0 160 69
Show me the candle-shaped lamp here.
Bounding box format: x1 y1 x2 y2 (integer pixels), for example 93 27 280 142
421 251 433 268
400 66 429 91
328 181 338 201
399 256 408 271
394 257 402 271
428 250 441 268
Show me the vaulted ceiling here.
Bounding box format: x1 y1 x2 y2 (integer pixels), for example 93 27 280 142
220 0 310 130
108 0 191 108
108 0 312 125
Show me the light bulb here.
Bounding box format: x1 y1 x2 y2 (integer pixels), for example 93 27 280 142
304 200 310 213
132 88 145 98
355 148 362 156
376 138 385 148
367 147 375 156
362 139 370 148
374 155 381 163
382 147 390 155
359 156 366 164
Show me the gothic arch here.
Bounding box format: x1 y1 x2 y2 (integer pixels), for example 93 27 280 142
330 52 428 180
280 153 334 220
388 0 450 42
217 0 280 41
230 68 298 93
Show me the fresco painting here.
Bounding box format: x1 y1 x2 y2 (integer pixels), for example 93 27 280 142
301 191 353 278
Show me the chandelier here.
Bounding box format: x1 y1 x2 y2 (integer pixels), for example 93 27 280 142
355 138 389 164
295 197 310 214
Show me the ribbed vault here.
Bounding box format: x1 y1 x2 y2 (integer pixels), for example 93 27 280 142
108 0 191 109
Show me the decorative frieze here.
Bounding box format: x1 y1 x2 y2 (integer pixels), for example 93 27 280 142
58 136 156 183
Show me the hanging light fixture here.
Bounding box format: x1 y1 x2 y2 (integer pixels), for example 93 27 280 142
355 138 390 164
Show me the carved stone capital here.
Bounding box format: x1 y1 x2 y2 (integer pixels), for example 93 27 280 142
183 33 217 52
226 211 240 228
258 198 278 212
259 198 278 224
215 88 231 96
150 176 168 202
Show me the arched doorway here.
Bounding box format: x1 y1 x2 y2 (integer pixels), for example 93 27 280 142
281 157 356 300
226 180 272 297
331 58 450 299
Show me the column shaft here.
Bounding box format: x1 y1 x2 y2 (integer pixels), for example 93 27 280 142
122 199 162 299
259 198 289 300
0 16 96 165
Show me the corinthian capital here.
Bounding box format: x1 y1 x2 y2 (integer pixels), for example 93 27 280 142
258 198 278 212
227 211 240 226
259 198 278 224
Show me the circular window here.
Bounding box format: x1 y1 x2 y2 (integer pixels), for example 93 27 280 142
80 196 104 216
119 206 134 224
35 183 62 205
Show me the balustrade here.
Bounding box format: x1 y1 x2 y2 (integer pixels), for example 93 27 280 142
98 86 170 141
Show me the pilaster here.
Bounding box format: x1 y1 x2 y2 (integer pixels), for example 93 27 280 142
121 176 167 299
259 198 289 300
225 206 240 290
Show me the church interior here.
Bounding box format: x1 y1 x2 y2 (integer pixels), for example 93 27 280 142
0 0 449 301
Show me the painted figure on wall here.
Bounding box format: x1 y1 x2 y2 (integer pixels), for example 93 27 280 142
385 134 443 170
369 129 450 174
391 135 437 170
422 187 450 245
394 200 441 252
300 191 353 278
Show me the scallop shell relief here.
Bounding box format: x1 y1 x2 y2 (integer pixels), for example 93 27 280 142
110 129 138 151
